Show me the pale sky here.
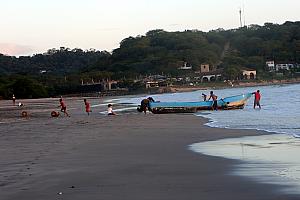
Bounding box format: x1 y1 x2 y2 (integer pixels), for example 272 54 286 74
0 0 299 56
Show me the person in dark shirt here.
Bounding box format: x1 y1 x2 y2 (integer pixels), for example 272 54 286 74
139 97 155 114
202 93 207 101
207 91 218 111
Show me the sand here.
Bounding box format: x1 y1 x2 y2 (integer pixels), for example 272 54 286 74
0 97 299 200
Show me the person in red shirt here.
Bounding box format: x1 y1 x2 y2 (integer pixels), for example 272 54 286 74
252 90 261 109
84 99 92 115
59 98 70 117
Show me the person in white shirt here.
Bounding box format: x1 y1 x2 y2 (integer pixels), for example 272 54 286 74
107 104 116 115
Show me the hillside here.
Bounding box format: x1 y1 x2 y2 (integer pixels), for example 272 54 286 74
1 21 300 77
0 21 300 98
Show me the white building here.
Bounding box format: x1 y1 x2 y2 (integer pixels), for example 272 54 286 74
275 63 294 71
266 61 275 71
200 64 210 73
241 69 256 79
178 62 192 70
201 74 222 82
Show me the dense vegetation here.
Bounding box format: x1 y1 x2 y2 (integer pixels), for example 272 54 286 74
1 21 300 98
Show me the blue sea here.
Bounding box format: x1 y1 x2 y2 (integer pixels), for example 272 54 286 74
120 83 300 136
119 83 300 194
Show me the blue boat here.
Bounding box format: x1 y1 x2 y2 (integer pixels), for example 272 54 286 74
149 93 253 114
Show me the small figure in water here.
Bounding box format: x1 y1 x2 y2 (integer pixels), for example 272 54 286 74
12 94 16 105
59 98 70 117
107 104 116 115
252 90 261 109
84 99 92 115
207 91 218 110
202 93 207 101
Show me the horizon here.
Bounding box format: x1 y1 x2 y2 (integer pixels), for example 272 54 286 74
1 0 299 56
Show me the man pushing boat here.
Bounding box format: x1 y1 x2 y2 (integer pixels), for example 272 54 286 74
207 91 218 111
138 97 155 114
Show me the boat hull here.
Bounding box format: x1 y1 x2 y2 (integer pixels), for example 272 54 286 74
149 93 252 114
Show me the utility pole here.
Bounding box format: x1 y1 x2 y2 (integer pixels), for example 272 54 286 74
239 8 243 28
243 3 246 27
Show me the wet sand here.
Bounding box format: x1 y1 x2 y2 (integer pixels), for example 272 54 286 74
0 98 299 200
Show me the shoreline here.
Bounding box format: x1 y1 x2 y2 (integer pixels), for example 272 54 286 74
167 78 300 93
0 98 299 199
2 78 300 101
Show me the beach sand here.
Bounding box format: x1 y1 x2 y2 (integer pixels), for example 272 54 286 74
0 98 299 200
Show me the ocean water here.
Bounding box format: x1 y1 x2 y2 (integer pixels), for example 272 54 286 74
190 134 300 194
119 83 300 194
120 83 300 136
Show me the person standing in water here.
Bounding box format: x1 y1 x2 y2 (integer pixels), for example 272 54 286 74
252 90 261 109
207 91 218 110
84 99 92 115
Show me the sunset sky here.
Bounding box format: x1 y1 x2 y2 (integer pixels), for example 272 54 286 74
0 0 299 56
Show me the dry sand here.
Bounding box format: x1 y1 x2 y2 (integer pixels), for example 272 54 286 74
0 97 299 200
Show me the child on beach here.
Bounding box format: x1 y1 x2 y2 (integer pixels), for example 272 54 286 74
58 98 70 117
12 94 16 105
107 104 116 115
84 99 92 115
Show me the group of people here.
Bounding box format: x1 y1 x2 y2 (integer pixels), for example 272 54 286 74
11 94 24 107
11 94 119 117
202 91 219 110
57 98 116 117
12 90 261 117
58 90 261 116
202 90 261 110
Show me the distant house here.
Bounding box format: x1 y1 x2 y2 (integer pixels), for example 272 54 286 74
241 68 256 80
103 80 118 90
81 79 119 91
266 61 275 71
201 74 222 82
267 61 297 72
145 81 159 88
275 63 294 71
200 64 210 73
196 69 223 82
178 62 192 70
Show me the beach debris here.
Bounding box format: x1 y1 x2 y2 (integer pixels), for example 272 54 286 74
57 192 63 195
21 111 28 118
51 111 60 117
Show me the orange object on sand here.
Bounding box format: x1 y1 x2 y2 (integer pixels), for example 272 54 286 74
51 111 60 117
21 111 28 117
